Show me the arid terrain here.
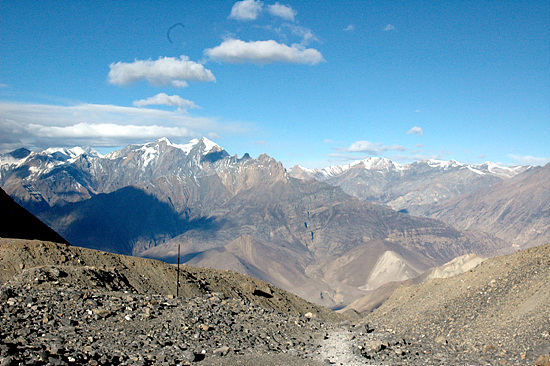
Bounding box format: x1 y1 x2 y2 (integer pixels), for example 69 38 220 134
1 238 549 365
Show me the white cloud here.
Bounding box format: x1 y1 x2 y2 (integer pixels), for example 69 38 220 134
133 93 199 112
508 154 549 166
344 24 355 32
229 0 263 21
28 123 192 140
205 39 324 65
0 101 248 151
285 24 318 45
108 56 215 87
407 126 423 136
383 24 396 31
340 140 409 155
268 2 297 22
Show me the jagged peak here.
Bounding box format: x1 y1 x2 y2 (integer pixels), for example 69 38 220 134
9 148 32 159
171 137 221 155
416 159 463 169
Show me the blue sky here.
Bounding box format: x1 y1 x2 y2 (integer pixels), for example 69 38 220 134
1 0 548 168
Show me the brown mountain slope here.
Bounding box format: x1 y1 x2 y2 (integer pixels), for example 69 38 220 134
141 175 506 309
361 243 550 362
342 252 486 313
0 187 68 244
0 238 338 321
427 163 550 248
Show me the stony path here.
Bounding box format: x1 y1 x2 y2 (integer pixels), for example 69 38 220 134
317 329 368 366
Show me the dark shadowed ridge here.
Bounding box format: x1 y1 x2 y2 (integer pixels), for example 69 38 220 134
0 187 68 244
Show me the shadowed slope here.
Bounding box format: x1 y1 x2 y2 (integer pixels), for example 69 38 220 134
0 187 68 244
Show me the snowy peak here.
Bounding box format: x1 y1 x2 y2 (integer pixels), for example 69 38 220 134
173 137 224 156
105 137 224 161
41 146 98 162
0 146 99 173
293 157 402 180
293 157 527 180
420 159 463 169
471 161 530 178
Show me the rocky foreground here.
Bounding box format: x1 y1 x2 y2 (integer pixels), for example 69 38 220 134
1 239 549 365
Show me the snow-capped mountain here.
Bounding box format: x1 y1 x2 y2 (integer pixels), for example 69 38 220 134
289 157 530 214
0 137 237 210
0 146 99 179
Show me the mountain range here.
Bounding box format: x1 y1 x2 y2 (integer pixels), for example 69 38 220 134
290 158 529 215
1 137 548 308
290 157 549 250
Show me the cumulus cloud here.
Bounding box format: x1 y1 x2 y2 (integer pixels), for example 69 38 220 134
383 24 396 31
344 24 355 32
108 56 215 87
407 126 423 136
341 140 409 155
205 39 324 65
508 154 549 166
133 93 199 112
268 2 297 22
0 101 247 151
229 0 263 20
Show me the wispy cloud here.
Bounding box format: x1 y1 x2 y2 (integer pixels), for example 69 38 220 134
108 56 215 87
407 126 423 136
0 101 247 152
205 39 324 65
133 93 199 112
508 154 549 166
326 139 435 163
285 24 318 45
268 2 297 22
339 140 409 155
229 0 263 21
383 24 396 31
344 24 355 32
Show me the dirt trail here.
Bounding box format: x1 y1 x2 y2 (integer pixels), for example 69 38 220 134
318 329 367 366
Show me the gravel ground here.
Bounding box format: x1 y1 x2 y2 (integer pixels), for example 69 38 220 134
1 239 549 365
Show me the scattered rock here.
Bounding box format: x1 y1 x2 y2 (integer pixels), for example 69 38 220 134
535 354 550 366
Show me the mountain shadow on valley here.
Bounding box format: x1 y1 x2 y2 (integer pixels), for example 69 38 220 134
38 186 223 255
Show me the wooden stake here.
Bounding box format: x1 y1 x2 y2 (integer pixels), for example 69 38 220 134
176 244 180 298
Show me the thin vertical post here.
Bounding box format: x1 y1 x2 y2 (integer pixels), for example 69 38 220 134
176 244 180 298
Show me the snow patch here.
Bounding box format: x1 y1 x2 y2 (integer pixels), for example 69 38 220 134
171 137 220 155
139 145 159 168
